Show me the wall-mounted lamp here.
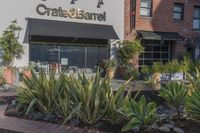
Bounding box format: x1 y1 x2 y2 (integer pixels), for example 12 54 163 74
97 0 104 8
71 0 77 4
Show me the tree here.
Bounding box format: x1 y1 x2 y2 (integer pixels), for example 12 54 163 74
0 20 24 67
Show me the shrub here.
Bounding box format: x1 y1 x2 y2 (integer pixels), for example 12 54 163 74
117 40 144 65
159 82 188 117
185 66 200 122
66 70 133 125
16 69 134 125
106 78 132 125
187 66 200 91
122 64 139 80
0 20 24 67
65 71 111 125
16 70 68 116
122 96 157 132
185 89 200 121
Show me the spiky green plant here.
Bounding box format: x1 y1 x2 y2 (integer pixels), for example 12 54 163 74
185 66 200 122
65 69 134 125
122 96 157 132
185 86 200 122
159 82 188 117
65 71 111 125
16 70 68 116
106 78 132 125
187 66 200 91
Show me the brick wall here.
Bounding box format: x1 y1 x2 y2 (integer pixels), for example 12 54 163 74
124 0 200 58
125 0 200 38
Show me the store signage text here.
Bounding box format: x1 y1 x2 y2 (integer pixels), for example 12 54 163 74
36 4 106 21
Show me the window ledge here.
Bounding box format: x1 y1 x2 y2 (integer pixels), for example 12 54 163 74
140 16 153 20
173 19 184 22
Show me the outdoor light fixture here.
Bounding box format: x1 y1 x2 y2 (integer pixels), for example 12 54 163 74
71 0 77 4
97 0 104 8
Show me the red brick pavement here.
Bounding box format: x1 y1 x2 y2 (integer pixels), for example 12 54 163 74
0 104 102 133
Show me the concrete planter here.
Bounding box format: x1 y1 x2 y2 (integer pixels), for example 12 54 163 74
23 71 32 78
3 68 15 85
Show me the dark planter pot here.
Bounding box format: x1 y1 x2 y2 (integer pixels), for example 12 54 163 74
140 73 151 80
116 66 126 78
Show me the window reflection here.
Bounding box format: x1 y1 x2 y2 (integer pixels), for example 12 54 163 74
30 43 108 73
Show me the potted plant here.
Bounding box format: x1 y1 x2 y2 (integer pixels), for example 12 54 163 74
0 75 6 86
0 67 6 87
22 66 32 78
0 20 24 84
117 40 144 78
103 59 117 79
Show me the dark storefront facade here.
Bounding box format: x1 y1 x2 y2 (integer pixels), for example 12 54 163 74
26 18 118 73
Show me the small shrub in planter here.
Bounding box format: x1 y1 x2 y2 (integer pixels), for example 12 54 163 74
0 67 6 86
0 20 24 84
121 95 157 132
22 66 32 78
159 82 188 117
0 76 6 86
103 59 117 79
117 40 144 78
117 40 144 65
121 64 139 80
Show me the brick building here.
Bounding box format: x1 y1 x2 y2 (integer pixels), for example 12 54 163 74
125 0 200 67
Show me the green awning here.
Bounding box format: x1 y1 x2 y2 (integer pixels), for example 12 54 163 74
138 31 184 41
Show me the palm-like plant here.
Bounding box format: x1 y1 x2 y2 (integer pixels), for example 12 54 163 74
106 78 132 125
0 20 24 67
185 89 200 122
122 96 157 132
187 66 200 92
185 66 200 122
17 70 67 116
65 71 110 125
159 82 188 117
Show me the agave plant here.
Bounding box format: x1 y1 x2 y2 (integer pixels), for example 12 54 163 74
187 66 200 92
122 96 157 132
185 86 200 121
65 70 111 125
16 70 68 116
106 78 132 125
185 67 200 122
159 81 188 117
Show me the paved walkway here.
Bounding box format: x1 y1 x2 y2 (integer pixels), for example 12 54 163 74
0 104 101 133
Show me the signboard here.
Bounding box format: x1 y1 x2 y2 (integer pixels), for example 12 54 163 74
36 4 106 22
61 58 68 65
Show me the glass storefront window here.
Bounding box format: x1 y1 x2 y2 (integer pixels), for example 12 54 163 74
30 43 109 73
139 40 171 67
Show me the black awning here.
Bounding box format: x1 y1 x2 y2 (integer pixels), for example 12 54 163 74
138 31 184 41
26 18 119 40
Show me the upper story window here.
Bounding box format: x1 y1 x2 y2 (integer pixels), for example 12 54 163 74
173 3 184 20
140 0 152 17
130 0 136 28
193 6 200 30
